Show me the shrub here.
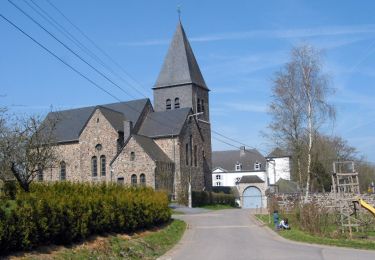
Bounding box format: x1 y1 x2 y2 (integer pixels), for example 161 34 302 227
192 191 236 207
0 182 171 255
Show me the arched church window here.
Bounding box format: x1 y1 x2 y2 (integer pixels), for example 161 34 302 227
100 155 106 176
166 99 171 110
92 156 97 177
131 174 137 186
201 99 205 112
174 98 180 109
197 98 201 112
140 173 146 186
60 161 66 181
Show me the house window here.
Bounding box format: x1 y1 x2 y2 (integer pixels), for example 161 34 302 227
254 161 261 170
130 152 135 161
216 181 221 186
216 175 221 180
197 98 201 112
235 162 242 171
37 165 43 182
185 143 189 166
194 145 197 167
235 177 241 185
174 98 180 109
140 173 146 186
131 174 137 186
92 156 97 177
166 99 171 110
117 177 124 185
100 155 106 176
60 161 66 181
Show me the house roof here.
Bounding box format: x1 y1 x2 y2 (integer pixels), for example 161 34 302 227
153 22 208 90
239 175 264 184
267 148 290 158
138 107 191 138
133 135 172 163
42 99 149 143
212 149 266 172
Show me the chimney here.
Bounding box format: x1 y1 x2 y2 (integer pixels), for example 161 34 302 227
124 120 133 141
240 146 246 156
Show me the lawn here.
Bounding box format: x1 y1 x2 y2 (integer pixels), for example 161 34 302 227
200 204 237 210
12 219 186 260
256 214 375 250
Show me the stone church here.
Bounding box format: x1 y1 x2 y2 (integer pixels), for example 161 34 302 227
41 22 212 199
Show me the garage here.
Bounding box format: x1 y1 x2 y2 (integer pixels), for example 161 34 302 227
242 186 262 209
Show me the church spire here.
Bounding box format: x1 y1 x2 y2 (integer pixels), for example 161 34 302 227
153 22 208 90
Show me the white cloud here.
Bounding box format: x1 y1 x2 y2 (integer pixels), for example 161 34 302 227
120 24 375 46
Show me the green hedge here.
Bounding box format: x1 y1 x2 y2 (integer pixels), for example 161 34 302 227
0 182 171 254
192 191 236 207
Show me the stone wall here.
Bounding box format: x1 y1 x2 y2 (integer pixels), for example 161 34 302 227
111 136 156 187
79 109 119 183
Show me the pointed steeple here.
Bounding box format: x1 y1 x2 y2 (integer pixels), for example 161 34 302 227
153 22 208 90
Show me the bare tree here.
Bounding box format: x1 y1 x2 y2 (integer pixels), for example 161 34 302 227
269 44 335 201
3 114 58 192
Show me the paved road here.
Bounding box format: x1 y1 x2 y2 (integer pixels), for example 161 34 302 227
161 209 375 260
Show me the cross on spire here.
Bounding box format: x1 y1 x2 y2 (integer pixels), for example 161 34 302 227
177 5 181 21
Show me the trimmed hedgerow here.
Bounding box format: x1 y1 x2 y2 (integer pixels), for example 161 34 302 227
0 182 171 254
192 191 236 207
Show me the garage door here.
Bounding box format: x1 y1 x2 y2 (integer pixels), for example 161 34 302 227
242 186 262 209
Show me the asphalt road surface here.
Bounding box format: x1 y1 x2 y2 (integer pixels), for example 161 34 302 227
160 208 375 260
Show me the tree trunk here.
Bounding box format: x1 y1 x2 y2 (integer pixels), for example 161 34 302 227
304 95 313 203
11 162 30 192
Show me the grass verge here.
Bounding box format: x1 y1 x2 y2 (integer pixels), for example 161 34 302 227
256 214 375 250
15 219 186 260
200 204 236 210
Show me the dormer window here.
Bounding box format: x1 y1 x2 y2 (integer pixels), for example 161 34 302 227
174 98 180 109
235 162 242 171
166 99 171 110
254 161 261 170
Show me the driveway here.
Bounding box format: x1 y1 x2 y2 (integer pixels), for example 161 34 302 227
161 209 375 260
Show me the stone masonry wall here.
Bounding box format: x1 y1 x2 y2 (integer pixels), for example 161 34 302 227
79 109 120 183
111 136 156 187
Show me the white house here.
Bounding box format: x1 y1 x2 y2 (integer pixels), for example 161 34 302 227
266 148 291 185
212 147 292 209
212 147 268 209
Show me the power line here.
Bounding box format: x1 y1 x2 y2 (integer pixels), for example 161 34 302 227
0 13 121 102
8 0 137 99
45 0 150 96
26 0 149 98
3 5 262 155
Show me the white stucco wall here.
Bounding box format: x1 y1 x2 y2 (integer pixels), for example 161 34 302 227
212 168 267 187
266 157 291 185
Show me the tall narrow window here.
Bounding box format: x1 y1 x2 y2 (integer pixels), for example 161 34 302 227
185 143 189 166
37 165 43 182
197 98 201 112
174 98 180 109
100 155 106 176
130 152 135 161
92 156 97 177
140 173 146 186
60 161 66 181
166 99 171 110
189 135 193 166
131 174 137 186
194 145 197 167
201 99 205 112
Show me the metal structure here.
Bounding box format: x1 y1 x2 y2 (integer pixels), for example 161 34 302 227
331 161 361 235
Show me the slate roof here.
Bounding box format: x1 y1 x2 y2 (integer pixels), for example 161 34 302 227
153 22 208 90
42 99 149 143
239 175 264 184
138 108 191 138
133 135 172 163
267 148 290 158
212 149 266 172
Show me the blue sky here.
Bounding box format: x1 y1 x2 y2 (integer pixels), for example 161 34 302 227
1 0 375 162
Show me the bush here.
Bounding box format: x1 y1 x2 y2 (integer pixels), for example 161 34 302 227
192 191 236 207
0 182 171 255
